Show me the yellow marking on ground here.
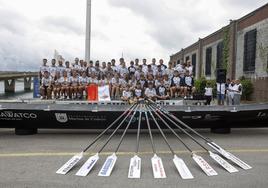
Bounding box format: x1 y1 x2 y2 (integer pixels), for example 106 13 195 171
0 149 268 157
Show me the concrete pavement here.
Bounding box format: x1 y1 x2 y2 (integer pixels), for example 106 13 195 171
0 128 268 188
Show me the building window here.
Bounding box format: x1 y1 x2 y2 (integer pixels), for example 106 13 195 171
205 47 212 76
217 42 224 69
177 59 180 65
185 56 190 63
243 29 257 72
191 53 196 76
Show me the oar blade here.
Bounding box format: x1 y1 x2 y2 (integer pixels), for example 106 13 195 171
128 155 141 179
209 151 238 173
173 155 194 179
75 153 99 176
192 153 218 176
98 153 117 177
56 152 84 175
208 142 252 170
151 154 166 178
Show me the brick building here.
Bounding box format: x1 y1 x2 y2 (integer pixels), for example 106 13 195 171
170 3 268 101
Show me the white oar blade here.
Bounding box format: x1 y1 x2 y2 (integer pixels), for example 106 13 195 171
75 153 99 176
128 155 141 179
208 142 252 170
209 151 238 173
192 153 218 176
56 152 84 175
151 154 166 178
173 155 194 179
98 153 117 177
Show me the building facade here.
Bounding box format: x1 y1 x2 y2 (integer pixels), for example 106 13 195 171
170 3 268 101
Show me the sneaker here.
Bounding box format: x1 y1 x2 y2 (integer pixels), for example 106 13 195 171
190 95 193 99
40 96 44 100
184 96 187 99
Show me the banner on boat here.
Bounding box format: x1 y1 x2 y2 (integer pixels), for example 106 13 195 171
87 85 111 102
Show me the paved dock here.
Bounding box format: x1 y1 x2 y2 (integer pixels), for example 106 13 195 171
0 128 268 188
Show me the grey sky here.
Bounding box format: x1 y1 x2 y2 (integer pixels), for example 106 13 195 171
0 0 267 71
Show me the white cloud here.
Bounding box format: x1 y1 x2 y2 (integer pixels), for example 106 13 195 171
0 0 267 70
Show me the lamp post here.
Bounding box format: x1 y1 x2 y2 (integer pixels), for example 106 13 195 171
85 0 91 63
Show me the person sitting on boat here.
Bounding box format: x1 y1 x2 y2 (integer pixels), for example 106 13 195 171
128 74 137 92
119 73 129 96
59 71 70 100
147 74 155 88
171 70 183 98
133 82 143 102
184 70 195 99
156 80 170 100
121 85 133 102
138 74 148 90
110 73 120 99
52 72 62 99
163 74 172 97
40 70 52 100
69 70 79 99
145 82 157 101
78 71 89 100
154 75 161 89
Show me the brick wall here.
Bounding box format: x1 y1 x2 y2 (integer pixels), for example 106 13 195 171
251 77 268 102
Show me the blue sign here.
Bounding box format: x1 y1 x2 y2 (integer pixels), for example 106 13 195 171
33 77 40 98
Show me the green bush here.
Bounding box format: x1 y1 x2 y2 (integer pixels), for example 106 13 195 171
194 77 216 97
240 77 254 100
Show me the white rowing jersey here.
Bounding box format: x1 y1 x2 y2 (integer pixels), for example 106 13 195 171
122 91 132 98
40 65 49 76
41 77 51 87
57 66 65 77
59 77 70 86
69 76 79 86
145 88 156 97
89 77 99 85
185 76 193 87
172 76 181 86
79 77 89 86
134 89 142 97
49 66 57 78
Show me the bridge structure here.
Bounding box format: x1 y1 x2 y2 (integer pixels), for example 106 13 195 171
0 72 39 93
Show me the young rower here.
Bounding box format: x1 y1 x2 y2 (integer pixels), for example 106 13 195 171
40 71 52 100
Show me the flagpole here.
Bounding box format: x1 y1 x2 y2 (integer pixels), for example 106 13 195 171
85 0 91 62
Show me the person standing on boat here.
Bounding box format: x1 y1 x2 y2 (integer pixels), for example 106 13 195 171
204 82 213 105
39 58 49 79
49 59 57 79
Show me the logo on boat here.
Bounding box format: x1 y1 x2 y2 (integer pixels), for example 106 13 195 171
55 113 68 123
0 111 37 119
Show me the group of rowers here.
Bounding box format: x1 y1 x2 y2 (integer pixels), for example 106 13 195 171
39 57 196 101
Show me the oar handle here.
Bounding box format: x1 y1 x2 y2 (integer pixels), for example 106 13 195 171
146 105 175 156
115 106 138 153
147 100 212 143
98 104 139 153
145 111 156 154
83 103 137 152
147 105 193 153
150 104 209 152
135 111 142 154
